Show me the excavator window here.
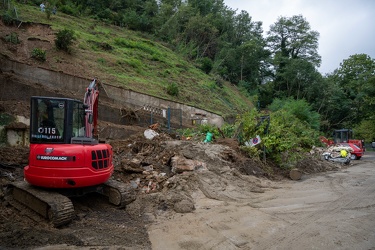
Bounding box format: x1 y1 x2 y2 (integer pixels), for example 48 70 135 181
333 129 353 144
72 101 85 137
30 97 65 143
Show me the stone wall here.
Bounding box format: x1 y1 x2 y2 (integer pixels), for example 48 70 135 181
0 57 224 127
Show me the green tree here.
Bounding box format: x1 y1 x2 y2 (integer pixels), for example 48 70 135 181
214 10 269 87
263 109 320 167
267 15 321 67
334 54 375 122
182 14 219 60
274 58 323 100
268 98 320 130
326 54 375 140
45 0 57 19
188 0 226 16
154 1 180 41
266 15 321 101
317 74 352 132
157 4 195 44
355 119 375 142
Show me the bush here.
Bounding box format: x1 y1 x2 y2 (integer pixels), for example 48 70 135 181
55 29 75 52
268 98 320 130
220 123 236 138
31 48 46 62
235 108 320 169
2 11 16 25
176 124 220 141
166 82 179 96
197 123 219 137
59 5 79 16
97 8 113 20
198 57 213 74
5 32 20 44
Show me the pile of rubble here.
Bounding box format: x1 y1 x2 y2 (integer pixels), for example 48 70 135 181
295 146 347 174
0 125 345 218
105 130 273 216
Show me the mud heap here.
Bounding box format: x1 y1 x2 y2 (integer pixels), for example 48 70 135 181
104 129 340 217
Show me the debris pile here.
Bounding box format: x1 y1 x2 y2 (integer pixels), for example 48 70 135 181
296 146 347 174
0 126 343 220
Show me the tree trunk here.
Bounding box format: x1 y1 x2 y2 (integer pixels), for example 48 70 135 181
290 168 302 180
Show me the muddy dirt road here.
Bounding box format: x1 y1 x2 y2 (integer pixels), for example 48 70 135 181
148 152 375 250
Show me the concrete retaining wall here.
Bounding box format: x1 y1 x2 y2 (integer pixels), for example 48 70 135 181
0 57 224 127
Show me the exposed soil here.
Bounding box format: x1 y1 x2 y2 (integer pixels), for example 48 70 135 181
0 20 93 78
0 19 365 250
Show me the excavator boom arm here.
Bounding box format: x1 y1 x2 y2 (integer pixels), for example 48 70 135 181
83 79 99 138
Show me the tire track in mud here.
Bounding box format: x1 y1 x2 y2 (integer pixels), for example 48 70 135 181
327 172 345 196
255 165 375 250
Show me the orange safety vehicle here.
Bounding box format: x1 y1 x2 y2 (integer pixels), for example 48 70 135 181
9 79 131 227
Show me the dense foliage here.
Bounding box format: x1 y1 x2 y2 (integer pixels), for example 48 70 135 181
326 54 375 141
230 108 320 168
268 98 320 131
55 28 75 52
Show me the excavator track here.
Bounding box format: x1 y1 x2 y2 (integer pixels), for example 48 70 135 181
7 179 134 227
9 181 75 227
100 179 136 208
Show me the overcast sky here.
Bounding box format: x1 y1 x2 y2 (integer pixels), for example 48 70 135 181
224 0 375 75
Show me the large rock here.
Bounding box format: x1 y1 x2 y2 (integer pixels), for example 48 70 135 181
121 158 143 172
173 199 195 213
171 156 207 173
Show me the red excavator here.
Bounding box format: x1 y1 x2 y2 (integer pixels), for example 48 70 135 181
9 79 132 227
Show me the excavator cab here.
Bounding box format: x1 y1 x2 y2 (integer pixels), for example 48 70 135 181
333 129 353 144
30 97 86 144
